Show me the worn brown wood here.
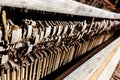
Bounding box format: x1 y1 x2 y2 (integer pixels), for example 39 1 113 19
0 0 120 19
89 42 120 80
2 10 8 42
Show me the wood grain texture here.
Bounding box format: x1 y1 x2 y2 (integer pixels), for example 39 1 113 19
89 43 120 80
98 46 120 80
64 36 120 80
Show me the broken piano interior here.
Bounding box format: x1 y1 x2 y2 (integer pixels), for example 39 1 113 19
0 0 120 80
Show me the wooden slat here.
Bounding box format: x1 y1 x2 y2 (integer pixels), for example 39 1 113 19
0 0 120 19
98 45 120 80
64 36 120 80
89 42 120 80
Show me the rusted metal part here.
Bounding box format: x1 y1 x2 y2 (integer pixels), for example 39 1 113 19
0 0 120 19
77 0 120 13
104 0 116 8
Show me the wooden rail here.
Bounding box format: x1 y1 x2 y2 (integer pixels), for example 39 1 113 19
64 36 120 80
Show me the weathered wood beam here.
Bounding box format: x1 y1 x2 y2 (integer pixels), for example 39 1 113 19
0 0 120 19
64 36 120 80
